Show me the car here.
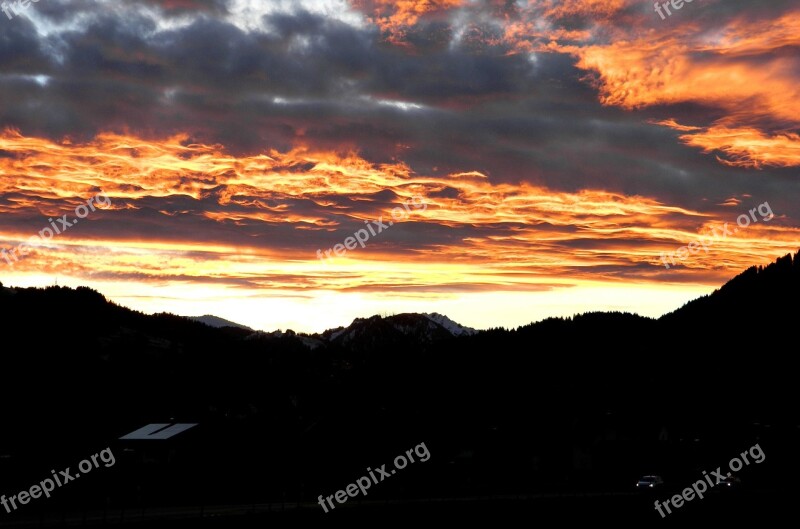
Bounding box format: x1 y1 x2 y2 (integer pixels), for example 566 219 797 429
718 475 742 489
636 475 664 490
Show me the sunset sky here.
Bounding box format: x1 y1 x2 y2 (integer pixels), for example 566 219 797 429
1 0 798 333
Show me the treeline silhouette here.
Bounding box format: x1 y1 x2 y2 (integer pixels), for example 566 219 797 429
0 251 798 518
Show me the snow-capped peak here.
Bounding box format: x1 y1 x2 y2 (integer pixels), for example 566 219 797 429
423 313 477 337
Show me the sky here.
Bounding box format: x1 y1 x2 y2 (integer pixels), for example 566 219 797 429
0 0 798 333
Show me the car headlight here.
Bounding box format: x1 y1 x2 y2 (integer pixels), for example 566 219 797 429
649 483 654 488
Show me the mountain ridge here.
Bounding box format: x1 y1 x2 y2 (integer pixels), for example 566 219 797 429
4 249 798 348
0 250 797 509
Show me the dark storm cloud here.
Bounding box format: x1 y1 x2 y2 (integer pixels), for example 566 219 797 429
0 17 51 71
142 0 230 16
0 0 797 228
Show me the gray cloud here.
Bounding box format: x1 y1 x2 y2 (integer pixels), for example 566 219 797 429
0 0 796 235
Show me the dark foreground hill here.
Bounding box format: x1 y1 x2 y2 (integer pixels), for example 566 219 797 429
0 251 798 526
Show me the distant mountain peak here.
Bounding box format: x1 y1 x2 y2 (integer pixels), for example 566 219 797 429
310 312 475 352
422 312 477 336
188 315 253 331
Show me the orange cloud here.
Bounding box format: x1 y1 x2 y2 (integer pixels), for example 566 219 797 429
348 0 800 169
0 131 797 294
567 11 800 168
665 125 800 169
351 0 465 44
541 0 628 20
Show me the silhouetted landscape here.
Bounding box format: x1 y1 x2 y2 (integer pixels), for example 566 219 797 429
4 0 800 525
0 251 798 526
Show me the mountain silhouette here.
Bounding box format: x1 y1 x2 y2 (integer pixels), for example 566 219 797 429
0 250 798 520
664 250 799 325
188 314 253 331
